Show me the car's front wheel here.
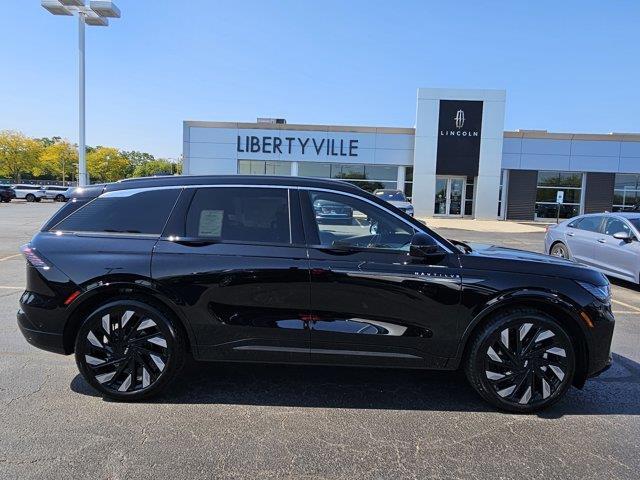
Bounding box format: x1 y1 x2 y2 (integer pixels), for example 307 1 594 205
54 194 65 202
550 242 570 259
25 194 35 202
465 308 575 413
74 298 186 401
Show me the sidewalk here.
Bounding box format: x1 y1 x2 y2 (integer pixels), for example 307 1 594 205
417 217 547 233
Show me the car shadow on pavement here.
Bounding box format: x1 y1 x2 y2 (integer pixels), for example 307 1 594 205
70 353 640 416
610 277 640 292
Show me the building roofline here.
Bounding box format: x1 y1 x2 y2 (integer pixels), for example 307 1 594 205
504 129 640 142
183 120 415 135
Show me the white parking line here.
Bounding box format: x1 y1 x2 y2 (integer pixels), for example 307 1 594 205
0 253 21 262
0 286 22 290
612 299 640 313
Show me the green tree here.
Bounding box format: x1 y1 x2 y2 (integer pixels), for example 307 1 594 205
0 130 43 182
87 147 130 182
40 140 78 185
121 150 155 166
132 158 177 177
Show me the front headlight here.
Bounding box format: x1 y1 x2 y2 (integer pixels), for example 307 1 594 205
576 281 611 304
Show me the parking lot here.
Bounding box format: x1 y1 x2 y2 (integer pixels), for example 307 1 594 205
1 201 639 479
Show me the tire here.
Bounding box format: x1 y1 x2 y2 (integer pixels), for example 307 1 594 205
25 194 35 202
54 194 65 202
550 242 570 259
464 308 575 413
74 298 186 401
35 197 42 202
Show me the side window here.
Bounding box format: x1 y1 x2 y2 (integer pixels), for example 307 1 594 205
576 216 603 233
604 217 631 236
186 187 290 245
567 218 581 228
306 190 415 251
53 189 180 235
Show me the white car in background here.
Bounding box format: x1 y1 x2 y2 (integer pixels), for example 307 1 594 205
11 184 45 202
42 185 73 202
373 189 414 216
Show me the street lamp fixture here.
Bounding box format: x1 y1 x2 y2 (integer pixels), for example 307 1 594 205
41 0 121 186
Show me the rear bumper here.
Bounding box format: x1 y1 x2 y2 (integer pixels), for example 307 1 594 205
17 309 67 355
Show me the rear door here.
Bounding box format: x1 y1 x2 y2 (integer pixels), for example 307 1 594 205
152 186 311 364
595 216 639 281
565 215 604 265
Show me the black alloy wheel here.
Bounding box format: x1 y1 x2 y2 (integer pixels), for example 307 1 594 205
550 242 570 259
25 194 35 202
75 299 185 400
465 308 575 413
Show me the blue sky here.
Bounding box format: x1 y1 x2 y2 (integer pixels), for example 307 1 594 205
1 0 639 158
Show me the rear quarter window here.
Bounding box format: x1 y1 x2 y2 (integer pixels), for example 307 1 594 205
53 189 181 235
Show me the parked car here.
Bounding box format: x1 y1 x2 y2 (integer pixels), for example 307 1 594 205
313 198 354 224
0 185 16 203
42 185 72 202
373 189 414 216
545 212 640 283
12 184 45 202
17 176 614 412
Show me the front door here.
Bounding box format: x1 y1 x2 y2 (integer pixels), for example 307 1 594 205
151 186 311 364
301 189 463 369
594 216 640 282
434 177 465 217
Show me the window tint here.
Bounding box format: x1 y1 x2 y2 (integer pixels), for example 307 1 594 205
54 189 180 235
307 190 415 251
576 216 603 233
604 217 631 236
186 187 290 244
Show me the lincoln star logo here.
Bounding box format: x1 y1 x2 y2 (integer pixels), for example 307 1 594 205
454 109 465 129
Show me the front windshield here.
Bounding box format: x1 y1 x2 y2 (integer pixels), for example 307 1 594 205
628 218 640 232
375 190 406 202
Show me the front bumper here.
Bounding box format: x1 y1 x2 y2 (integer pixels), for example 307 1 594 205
583 303 615 379
17 308 67 354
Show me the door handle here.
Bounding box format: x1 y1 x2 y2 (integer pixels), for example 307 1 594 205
597 238 606 243
173 239 218 247
567 232 575 237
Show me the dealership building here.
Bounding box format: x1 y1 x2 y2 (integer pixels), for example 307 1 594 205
182 88 640 220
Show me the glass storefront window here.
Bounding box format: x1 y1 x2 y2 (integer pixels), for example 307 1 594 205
298 162 331 178
535 171 583 220
613 174 640 211
238 160 291 176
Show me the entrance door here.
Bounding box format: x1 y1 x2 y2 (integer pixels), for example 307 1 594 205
434 177 466 217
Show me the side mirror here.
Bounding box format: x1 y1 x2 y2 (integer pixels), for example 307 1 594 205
613 231 634 243
410 232 442 258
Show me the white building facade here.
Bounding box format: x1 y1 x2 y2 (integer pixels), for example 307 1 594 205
183 87 640 221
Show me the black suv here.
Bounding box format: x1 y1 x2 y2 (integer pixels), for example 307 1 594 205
17 176 614 412
0 185 16 202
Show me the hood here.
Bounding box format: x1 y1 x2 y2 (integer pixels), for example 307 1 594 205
460 242 608 285
389 200 413 209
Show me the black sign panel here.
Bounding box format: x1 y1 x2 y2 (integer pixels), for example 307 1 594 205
436 100 483 176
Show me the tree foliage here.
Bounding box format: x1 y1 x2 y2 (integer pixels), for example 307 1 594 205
132 159 177 177
0 130 181 183
0 131 43 181
87 147 131 183
39 140 78 184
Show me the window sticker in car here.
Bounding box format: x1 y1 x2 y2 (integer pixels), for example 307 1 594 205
198 210 223 237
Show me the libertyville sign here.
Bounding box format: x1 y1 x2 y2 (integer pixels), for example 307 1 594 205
237 135 359 157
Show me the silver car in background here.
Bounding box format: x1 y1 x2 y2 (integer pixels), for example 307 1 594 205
373 189 414 216
545 212 640 283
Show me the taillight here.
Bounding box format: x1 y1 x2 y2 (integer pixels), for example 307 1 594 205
20 244 50 270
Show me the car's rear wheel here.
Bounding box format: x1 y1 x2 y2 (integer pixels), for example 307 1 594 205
54 194 65 202
550 242 570 259
465 308 575 413
25 194 35 202
74 298 186 401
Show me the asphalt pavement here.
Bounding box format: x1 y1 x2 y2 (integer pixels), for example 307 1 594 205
0 201 638 479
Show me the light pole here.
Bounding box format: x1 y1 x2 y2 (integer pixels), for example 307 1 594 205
42 1 121 187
